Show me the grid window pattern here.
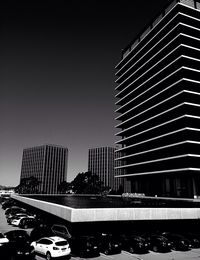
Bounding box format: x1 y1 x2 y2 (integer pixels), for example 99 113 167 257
88 147 123 191
20 144 68 194
115 0 200 198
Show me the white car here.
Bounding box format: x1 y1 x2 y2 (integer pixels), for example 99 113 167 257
11 215 35 226
31 236 71 259
0 232 9 245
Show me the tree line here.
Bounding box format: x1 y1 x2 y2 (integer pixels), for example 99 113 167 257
15 171 121 195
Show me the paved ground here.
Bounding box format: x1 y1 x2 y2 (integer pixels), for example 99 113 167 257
1 206 200 259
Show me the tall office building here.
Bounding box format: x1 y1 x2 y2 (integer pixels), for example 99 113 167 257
88 147 123 191
115 0 200 198
20 144 68 194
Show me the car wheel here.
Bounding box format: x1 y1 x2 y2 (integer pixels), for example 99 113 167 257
10 255 15 260
80 251 85 258
104 249 109 255
153 246 158 252
129 247 135 254
46 252 51 260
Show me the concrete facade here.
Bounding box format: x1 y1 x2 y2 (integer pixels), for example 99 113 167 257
115 0 200 198
13 195 200 223
20 144 68 194
88 147 123 191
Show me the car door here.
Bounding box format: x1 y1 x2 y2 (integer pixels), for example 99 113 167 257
35 238 50 255
40 238 53 255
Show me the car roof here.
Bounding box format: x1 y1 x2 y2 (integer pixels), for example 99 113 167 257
21 216 35 219
42 236 66 242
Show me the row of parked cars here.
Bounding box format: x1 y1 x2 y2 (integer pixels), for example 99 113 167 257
5 206 38 229
1 198 200 259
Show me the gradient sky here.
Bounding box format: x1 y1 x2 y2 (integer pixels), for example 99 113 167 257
0 0 170 186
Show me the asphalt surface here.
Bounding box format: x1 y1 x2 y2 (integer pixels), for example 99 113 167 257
1 205 200 259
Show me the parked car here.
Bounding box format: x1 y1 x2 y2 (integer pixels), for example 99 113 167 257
19 217 38 229
179 232 200 248
7 212 30 224
31 236 71 260
119 234 149 254
12 216 35 227
0 244 11 260
51 224 71 239
2 199 16 210
70 235 100 257
30 224 55 242
97 233 121 255
4 230 35 259
145 234 172 252
5 206 26 217
162 232 192 251
0 232 9 245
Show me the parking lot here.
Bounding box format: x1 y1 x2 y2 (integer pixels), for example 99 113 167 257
1 202 200 259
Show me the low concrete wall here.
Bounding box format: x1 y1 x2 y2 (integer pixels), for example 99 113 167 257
12 195 73 222
12 195 200 222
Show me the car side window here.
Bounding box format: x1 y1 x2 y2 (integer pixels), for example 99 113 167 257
38 239 52 245
53 226 63 232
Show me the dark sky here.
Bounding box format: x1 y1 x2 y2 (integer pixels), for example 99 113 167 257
0 0 170 186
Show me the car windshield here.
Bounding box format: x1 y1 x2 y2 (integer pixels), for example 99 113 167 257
55 241 68 246
14 217 22 219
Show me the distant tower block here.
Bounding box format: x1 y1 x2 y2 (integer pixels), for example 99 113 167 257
20 144 68 194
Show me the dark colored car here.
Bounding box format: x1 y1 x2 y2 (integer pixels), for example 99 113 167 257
2 199 16 210
146 234 172 252
5 206 26 217
97 233 121 255
4 230 35 259
70 235 100 257
30 224 71 242
0 232 9 259
7 213 29 224
4 230 30 242
178 232 200 248
119 234 149 254
30 225 55 242
51 224 71 240
162 232 192 251
18 217 38 229
0 244 12 260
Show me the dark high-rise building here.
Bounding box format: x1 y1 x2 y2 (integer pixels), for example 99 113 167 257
115 0 200 198
88 147 123 191
20 144 68 194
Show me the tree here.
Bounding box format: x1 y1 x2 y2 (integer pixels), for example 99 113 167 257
28 176 40 193
71 171 109 194
15 176 40 194
57 181 71 194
